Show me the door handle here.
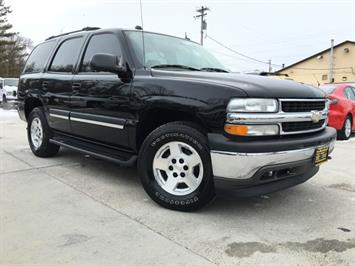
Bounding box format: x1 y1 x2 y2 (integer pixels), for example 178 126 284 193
42 81 49 88
72 83 82 90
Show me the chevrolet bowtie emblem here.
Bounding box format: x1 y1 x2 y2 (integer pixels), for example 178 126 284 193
310 111 322 123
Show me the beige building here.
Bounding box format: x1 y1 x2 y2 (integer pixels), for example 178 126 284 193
276 40 355 86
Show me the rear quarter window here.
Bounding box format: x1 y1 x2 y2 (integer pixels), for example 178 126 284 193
344 87 355 100
23 41 55 74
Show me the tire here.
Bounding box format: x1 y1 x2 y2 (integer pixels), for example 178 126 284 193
337 116 352 140
138 122 215 211
27 107 60 157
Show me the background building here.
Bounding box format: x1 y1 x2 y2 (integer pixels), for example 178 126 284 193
276 40 355 86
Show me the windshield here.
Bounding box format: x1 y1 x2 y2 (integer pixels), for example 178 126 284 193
125 31 227 71
319 84 337 94
4 79 19 87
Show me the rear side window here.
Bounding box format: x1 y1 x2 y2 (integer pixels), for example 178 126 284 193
344 87 355 100
23 41 55 74
80 33 122 72
49 37 83 72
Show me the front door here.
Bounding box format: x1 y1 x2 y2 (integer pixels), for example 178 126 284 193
70 32 131 149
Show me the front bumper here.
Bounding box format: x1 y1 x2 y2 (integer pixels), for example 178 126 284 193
208 127 337 195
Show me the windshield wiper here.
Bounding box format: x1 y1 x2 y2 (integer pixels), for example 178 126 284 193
151 64 200 71
200 67 229 73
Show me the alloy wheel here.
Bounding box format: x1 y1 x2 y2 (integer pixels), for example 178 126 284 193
30 117 43 150
152 141 204 196
345 118 352 138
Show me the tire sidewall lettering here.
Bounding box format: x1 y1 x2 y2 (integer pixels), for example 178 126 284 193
150 132 203 150
154 191 199 206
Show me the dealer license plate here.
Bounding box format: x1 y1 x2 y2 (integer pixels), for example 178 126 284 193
314 145 329 166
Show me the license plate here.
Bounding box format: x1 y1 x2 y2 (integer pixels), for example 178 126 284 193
314 145 329 166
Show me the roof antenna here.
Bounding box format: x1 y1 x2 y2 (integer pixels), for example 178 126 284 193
139 0 146 69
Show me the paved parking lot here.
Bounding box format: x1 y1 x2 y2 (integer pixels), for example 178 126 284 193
1 105 355 265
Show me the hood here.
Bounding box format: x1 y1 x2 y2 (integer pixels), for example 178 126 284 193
151 70 325 99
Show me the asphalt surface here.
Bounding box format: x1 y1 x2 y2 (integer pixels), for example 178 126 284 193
1 104 355 265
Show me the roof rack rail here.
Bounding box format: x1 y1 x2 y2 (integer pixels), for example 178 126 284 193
45 27 100 41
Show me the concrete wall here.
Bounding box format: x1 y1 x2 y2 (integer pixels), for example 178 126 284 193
277 42 355 86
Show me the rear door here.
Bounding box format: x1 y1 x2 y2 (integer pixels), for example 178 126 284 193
18 40 56 107
43 36 85 133
70 32 131 148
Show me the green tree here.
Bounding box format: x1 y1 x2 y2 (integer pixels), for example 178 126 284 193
0 0 31 77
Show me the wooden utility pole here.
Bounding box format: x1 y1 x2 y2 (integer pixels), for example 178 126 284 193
194 6 209 45
328 39 334 83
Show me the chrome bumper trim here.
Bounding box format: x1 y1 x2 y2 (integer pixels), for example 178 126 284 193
210 139 335 180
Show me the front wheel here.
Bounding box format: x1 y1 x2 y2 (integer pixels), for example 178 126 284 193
138 122 215 211
337 116 352 140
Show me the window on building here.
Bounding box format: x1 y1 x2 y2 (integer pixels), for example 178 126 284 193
80 33 122 72
321 74 328 81
49 37 83 72
23 41 55 74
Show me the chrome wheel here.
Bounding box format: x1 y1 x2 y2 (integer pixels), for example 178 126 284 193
152 141 204 196
345 118 352 138
30 117 43 150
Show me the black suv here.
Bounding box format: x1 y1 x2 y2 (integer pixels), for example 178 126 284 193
18 27 336 211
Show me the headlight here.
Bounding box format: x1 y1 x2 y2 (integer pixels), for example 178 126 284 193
227 98 278 113
224 124 279 136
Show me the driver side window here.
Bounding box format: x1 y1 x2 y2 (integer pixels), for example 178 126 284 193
80 33 122 72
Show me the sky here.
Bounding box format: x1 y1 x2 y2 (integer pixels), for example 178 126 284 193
8 0 355 72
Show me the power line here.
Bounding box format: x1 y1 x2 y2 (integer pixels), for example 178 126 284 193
206 34 283 67
289 67 353 71
206 35 354 73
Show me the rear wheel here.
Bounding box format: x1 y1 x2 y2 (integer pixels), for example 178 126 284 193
138 122 215 211
27 107 60 157
337 116 352 140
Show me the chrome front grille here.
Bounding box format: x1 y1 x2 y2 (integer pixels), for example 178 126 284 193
226 98 329 135
279 99 328 134
281 101 325 112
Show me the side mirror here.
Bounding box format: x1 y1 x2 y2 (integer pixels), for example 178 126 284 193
90 53 131 81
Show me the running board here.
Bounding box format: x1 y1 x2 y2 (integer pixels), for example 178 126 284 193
50 137 137 167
